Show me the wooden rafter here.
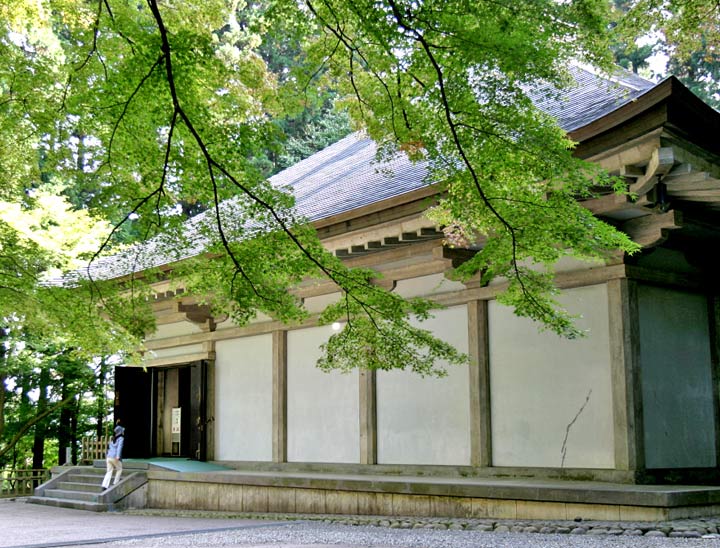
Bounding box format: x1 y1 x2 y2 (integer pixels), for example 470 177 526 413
333 227 444 257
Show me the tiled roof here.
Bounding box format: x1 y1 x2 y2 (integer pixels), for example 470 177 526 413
271 135 429 223
531 65 654 131
73 65 656 282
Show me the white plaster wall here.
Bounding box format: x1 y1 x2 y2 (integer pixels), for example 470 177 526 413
489 284 614 468
303 292 341 314
287 325 359 463
488 257 603 286
377 306 470 465
214 312 272 331
638 286 716 469
214 334 273 461
146 321 203 340
394 273 466 298
147 343 204 360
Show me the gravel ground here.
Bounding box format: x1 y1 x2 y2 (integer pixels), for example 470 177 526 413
4 500 719 548
124 509 720 539
78 520 720 548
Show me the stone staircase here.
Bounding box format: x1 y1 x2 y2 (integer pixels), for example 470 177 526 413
26 465 147 512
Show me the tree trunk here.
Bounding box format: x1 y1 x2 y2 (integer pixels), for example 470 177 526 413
57 378 72 465
0 327 8 440
32 368 50 470
95 358 107 438
70 395 79 464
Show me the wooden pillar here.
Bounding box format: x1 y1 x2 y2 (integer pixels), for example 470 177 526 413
155 369 165 456
203 341 216 461
467 299 491 467
607 278 644 472
359 369 377 464
272 330 288 463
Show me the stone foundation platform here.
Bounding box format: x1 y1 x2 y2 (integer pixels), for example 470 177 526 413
143 468 720 522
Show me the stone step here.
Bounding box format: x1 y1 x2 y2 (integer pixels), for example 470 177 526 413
45 488 103 502
32 467 147 513
25 495 111 512
56 481 105 493
66 472 105 484
69 467 105 476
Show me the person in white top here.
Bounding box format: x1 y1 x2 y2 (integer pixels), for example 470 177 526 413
101 421 125 490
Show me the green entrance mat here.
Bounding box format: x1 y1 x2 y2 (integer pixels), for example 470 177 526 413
125 458 232 472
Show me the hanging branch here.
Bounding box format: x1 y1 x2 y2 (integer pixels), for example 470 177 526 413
143 0 428 330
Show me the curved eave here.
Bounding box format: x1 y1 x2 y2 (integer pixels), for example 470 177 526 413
570 77 720 160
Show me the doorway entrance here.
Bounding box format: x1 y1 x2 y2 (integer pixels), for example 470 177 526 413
114 361 208 460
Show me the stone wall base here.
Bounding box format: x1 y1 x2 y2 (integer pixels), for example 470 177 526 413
146 478 720 522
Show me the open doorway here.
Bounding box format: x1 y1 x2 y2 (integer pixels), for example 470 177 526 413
114 361 207 460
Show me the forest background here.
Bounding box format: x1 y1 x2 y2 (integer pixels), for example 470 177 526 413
0 0 718 473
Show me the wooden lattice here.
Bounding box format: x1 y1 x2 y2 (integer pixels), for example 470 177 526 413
0 469 50 497
80 435 110 464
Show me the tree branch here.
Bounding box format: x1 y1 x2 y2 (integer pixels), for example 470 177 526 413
0 393 77 462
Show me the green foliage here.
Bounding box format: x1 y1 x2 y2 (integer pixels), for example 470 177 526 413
0 328 113 468
0 0 653 384
614 0 720 108
317 279 467 377
668 46 720 108
298 0 639 336
609 0 657 74
0 186 142 355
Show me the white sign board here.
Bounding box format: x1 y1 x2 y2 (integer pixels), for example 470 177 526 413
171 407 181 434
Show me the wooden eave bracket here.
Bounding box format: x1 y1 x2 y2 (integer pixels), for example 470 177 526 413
177 302 219 332
629 146 675 198
620 209 683 248
431 246 483 287
580 145 674 217
432 246 478 268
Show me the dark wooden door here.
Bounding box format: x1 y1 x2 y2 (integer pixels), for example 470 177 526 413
188 361 207 461
114 366 153 458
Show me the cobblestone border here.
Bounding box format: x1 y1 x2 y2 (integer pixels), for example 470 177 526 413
124 509 720 539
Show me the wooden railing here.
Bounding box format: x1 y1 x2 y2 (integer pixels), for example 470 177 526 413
1 469 50 497
81 435 110 464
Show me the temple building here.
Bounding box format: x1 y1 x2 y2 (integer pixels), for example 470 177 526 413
36 66 720 519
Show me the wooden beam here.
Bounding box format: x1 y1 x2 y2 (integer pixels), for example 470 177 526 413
625 265 705 290
143 351 214 368
431 264 629 307
620 210 682 248
293 280 339 299
667 190 720 201
663 171 711 185
578 193 651 216
344 238 443 268
666 135 720 178
374 259 452 284
313 184 440 232
665 177 720 192
587 128 663 172
668 188 720 198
